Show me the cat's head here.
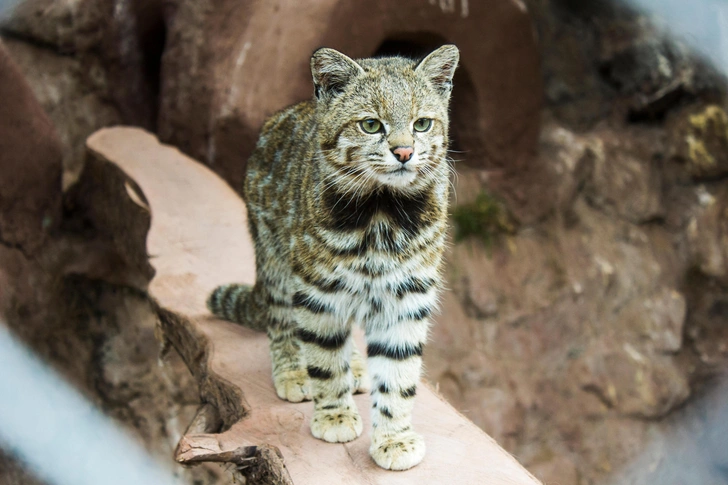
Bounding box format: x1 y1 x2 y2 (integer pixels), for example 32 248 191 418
311 45 459 193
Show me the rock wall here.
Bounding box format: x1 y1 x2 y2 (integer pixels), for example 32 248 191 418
157 0 542 194
2 1 728 484
424 2 728 484
0 36 226 485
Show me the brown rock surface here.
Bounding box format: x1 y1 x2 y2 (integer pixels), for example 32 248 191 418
158 0 542 198
0 40 62 254
1 0 166 186
0 44 225 485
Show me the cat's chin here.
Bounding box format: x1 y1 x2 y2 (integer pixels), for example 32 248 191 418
376 169 418 189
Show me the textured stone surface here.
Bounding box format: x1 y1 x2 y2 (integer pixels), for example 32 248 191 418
1 0 166 187
584 126 665 223
0 45 226 485
0 40 62 254
529 455 579 485
158 0 542 195
578 342 690 418
2 37 123 187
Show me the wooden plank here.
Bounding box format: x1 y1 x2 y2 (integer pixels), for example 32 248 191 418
87 127 541 485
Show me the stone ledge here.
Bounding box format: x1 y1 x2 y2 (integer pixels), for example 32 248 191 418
86 126 542 485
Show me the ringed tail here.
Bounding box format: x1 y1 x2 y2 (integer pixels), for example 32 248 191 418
207 283 269 331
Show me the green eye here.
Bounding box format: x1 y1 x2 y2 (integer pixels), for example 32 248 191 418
360 119 383 134
414 118 432 132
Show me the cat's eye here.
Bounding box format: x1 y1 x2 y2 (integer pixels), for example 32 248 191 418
360 119 383 134
413 118 432 132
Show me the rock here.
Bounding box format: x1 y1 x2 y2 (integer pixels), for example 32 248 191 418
0 44 215 485
428 289 479 372
579 342 690 418
583 126 664 223
622 288 687 353
0 41 62 254
0 0 103 52
2 0 166 183
3 38 123 189
158 0 542 191
462 387 524 451
599 36 690 120
529 455 579 485
687 184 728 281
449 232 567 321
0 450 45 485
538 122 601 217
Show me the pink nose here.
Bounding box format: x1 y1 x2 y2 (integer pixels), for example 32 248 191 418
392 146 414 163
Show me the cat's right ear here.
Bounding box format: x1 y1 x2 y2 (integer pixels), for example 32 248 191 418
310 48 364 102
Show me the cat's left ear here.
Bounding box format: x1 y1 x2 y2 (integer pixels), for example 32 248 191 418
311 48 365 102
415 45 460 96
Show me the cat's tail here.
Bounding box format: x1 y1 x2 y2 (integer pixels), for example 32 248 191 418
207 283 269 332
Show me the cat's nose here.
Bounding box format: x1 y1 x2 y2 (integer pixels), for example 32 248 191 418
392 146 414 163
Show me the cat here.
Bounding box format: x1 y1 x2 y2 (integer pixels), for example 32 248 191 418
207 44 459 471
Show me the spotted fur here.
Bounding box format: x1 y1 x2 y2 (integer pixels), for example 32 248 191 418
208 45 459 471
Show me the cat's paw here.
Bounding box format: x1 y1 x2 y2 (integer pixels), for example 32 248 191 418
370 430 426 471
351 353 370 394
310 405 363 443
273 369 311 403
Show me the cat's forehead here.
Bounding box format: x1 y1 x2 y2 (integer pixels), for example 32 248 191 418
347 57 436 115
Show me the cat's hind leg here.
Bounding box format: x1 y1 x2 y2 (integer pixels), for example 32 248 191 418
268 290 311 402
208 283 310 402
268 316 311 403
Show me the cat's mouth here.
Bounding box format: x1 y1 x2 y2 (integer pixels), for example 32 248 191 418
376 164 418 189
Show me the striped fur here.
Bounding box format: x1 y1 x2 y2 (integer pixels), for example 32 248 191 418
207 45 459 471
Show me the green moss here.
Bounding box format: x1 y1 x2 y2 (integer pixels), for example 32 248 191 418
450 190 515 249
683 105 728 173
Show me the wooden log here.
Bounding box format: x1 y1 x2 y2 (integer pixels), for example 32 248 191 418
86 127 542 485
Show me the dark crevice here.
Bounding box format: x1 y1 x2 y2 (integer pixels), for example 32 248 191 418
0 28 77 56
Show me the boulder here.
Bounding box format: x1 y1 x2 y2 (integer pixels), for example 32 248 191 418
2 0 166 185
582 126 665 224
578 342 690 419
0 40 62 254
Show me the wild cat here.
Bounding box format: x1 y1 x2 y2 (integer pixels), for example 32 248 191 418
207 45 459 471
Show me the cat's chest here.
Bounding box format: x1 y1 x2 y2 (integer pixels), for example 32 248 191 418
295 215 442 324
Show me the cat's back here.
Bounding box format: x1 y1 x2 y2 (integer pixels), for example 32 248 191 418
243 99 317 208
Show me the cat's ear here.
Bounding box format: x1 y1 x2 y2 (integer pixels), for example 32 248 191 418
415 44 460 96
310 48 365 101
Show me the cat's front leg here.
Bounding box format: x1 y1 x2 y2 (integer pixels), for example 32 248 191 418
365 317 429 471
297 309 362 443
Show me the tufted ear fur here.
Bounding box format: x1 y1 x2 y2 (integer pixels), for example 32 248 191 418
310 48 365 102
415 45 460 96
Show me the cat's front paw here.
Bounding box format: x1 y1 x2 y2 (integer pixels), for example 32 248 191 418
310 404 363 443
273 369 311 403
370 430 426 471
